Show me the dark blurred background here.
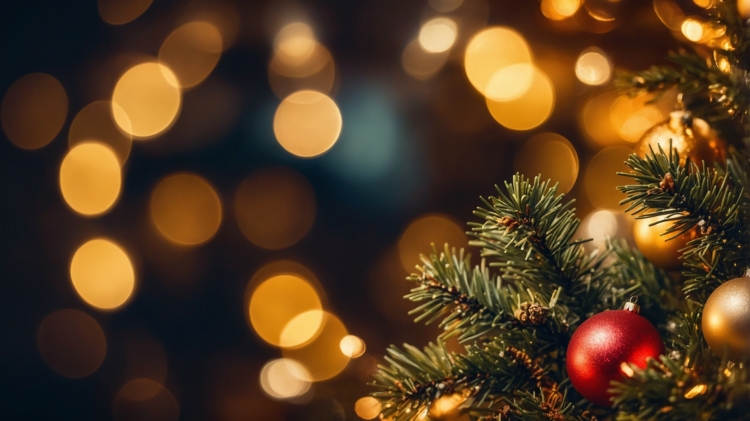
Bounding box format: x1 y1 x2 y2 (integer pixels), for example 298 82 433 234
0 0 697 419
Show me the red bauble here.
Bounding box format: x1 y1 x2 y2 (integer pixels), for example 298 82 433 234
566 308 664 407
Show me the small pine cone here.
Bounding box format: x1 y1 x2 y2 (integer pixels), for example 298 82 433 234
514 302 548 325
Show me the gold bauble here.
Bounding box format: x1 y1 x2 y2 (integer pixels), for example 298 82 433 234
703 276 750 360
636 110 726 166
633 218 696 270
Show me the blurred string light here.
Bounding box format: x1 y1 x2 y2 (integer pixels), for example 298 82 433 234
419 18 458 53
1 73 68 150
70 238 136 310
430 0 464 12
249 274 324 347
355 396 382 420
464 27 533 101
149 173 222 246
514 133 578 193
281 311 350 381
582 209 620 250
59 143 122 216
113 378 180 421
273 90 342 157
98 0 152 25
234 167 316 250
69 101 132 165
268 22 337 98
575 48 612 86
584 146 633 210
37 309 107 378
340 335 366 358
158 22 223 89
398 213 467 272
681 17 705 42
485 67 555 130
402 38 450 80
111 62 182 139
260 359 313 400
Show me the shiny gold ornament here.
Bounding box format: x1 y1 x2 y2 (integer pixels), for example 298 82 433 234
703 276 750 360
633 218 697 270
636 110 726 167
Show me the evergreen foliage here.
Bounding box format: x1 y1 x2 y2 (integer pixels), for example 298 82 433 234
371 1 750 419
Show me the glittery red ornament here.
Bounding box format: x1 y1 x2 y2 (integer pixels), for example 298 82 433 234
566 302 664 407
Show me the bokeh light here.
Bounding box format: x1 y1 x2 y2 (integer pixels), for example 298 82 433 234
419 18 458 53
514 133 578 193
551 0 581 17
273 90 342 157
340 335 366 358
280 310 326 349
37 309 107 378
150 173 222 245
682 17 705 42
70 238 135 310
355 396 382 420
268 46 336 99
59 142 122 216
485 67 555 131
260 359 312 400
1 73 68 150
98 0 152 25
429 393 467 420
282 311 350 381
270 41 332 79
69 101 133 165
653 0 686 30
610 94 668 143
585 209 619 250
575 48 612 86
584 146 632 210
464 27 533 99
398 213 467 272
111 62 182 139
113 378 180 421
580 91 621 147
402 38 450 80
274 22 316 65
159 22 223 89
249 274 323 347
234 167 316 250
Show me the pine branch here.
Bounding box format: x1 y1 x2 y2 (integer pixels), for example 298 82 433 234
617 146 749 298
405 245 569 343
471 175 617 322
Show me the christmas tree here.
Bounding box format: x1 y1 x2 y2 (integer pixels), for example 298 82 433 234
371 1 750 420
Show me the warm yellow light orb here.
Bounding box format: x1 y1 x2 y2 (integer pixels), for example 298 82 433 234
282 312 350 381
249 275 323 347
514 133 578 193
159 22 223 89
339 335 366 358
98 0 152 25
418 18 458 53
273 90 342 158
464 27 533 99
259 359 312 400
150 173 222 246
1 73 68 150
355 397 382 420
402 39 450 81
486 67 555 131
112 62 182 139
398 213 467 272
575 49 612 86
59 142 122 216
70 239 135 310
682 18 705 42
68 101 132 165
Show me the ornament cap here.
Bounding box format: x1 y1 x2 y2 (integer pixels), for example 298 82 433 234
623 296 640 313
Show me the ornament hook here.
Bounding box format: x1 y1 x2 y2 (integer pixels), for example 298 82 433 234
623 296 641 313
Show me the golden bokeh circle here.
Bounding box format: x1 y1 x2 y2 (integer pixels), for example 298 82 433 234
259 358 312 400
402 38 450 81
150 173 223 246
249 274 323 347
273 90 342 158
98 0 153 25
1 73 68 150
486 67 555 131
69 101 133 165
282 312 350 381
234 167 316 250
158 22 223 89
354 396 382 420
464 27 532 98
59 142 122 216
514 133 578 193
37 309 107 378
70 238 136 310
418 17 458 53
398 213 467 272
584 146 633 210
111 62 182 139
340 335 366 358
